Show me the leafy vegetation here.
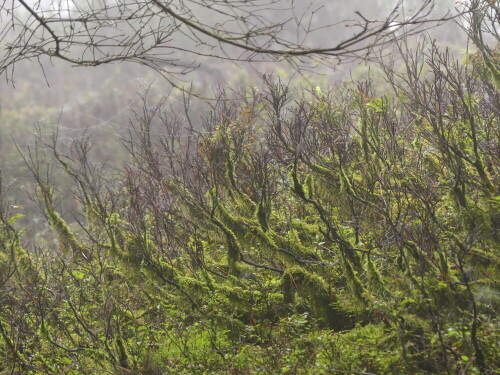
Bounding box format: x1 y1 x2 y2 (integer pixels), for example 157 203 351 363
1 42 498 374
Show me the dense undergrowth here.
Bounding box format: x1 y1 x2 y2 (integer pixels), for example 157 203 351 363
1 43 499 374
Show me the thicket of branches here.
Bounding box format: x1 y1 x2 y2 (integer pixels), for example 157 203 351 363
1 35 498 373
1 1 499 374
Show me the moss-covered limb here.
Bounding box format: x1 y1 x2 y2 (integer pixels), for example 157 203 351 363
213 121 258 215
105 181 211 299
436 251 462 285
340 253 367 306
163 179 216 230
210 201 285 276
289 162 363 271
155 174 317 272
37 183 89 259
396 245 425 294
274 233 322 263
307 162 339 184
214 199 277 252
0 318 29 369
179 275 212 297
215 196 323 268
355 101 389 170
304 174 315 200
450 179 468 209
113 235 201 307
214 197 255 235
210 214 242 269
224 147 256 211
364 253 387 295
0 222 32 278
483 56 500 90
71 218 194 312
467 247 500 269
46 203 88 258
290 219 320 241
427 112 494 197
114 325 131 370
187 239 228 280
281 266 352 329
397 245 462 321
65 297 103 346
472 156 495 196
38 318 88 356
338 166 357 197
403 241 433 274
201 280 269 320
241 256 283 274
1 212 29 261
276 247 322 266
336 159 385 223
85 202 128 261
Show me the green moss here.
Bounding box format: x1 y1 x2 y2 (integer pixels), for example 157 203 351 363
115 332 130 369
0 319 28 368
305 174 315 200
215 200 277 254
309 163 338 183
365 253 386 295
46 199 86 258
281 266 352 329
179 276 210 295
341 255 367 306
338 167 355 197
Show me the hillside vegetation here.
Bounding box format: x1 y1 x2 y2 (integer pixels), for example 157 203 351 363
1 43 499 374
